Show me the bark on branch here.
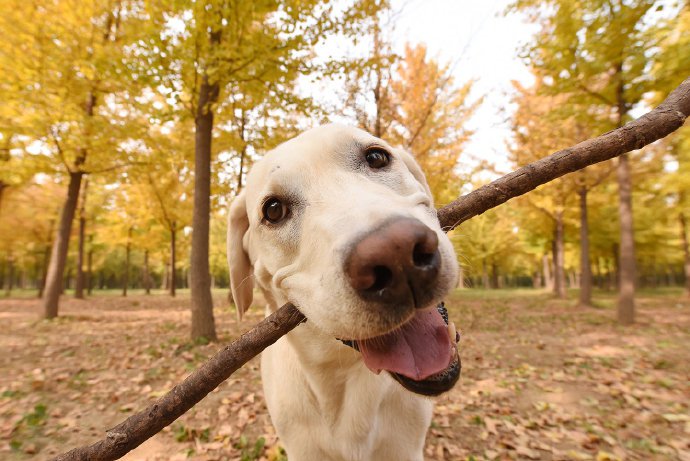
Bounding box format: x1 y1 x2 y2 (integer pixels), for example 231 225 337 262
52 76 690 461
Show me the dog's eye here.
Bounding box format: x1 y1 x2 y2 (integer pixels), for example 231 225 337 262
365 147 390 169
262 198 288 224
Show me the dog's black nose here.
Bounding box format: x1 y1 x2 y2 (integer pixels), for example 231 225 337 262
345 217 440 307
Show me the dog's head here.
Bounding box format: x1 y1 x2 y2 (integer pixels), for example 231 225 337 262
228 124 460 395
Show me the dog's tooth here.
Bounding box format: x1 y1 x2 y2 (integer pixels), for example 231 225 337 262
448 321 457 344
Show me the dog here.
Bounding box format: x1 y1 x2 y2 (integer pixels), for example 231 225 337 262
227 124 461 461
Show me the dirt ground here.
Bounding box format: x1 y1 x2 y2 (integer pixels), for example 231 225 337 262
1 289 689 461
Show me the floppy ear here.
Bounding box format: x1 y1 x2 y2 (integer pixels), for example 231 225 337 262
227 191 254 320
396 148 433 201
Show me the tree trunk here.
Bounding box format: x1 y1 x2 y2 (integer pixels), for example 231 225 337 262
0 183 6 215
666 264 676 286
542 254 553 290
42 171 83 318
4 256 13 297
457 264 465 289
481 259 490 290
144 249 151 295
553 214 566 299
123 227 132 297
87 239 93 296
611 244 620 290
38 235 51 299
74 216 86 298
568 270 577 289
74 179 89 299
616 154 636 324
372 27 383 138
0 258 5 293
614 68 635 324
680 213 690 298
170 224 176 297
593 257 602 289
237 110 247 193
533 269 542 289
578 187 593 306
190 72 218 342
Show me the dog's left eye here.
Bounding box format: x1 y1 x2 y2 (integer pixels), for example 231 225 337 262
365 147 391 169
262 198 288 224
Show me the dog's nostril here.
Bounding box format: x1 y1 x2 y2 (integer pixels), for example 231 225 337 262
413 243 436 267
368 265 393 291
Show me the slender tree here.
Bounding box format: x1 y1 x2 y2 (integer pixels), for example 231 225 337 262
0 0 150 318
509 0 677 322
74 179 89 299
144 0 391 340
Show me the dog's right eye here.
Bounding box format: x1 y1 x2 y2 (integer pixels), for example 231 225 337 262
262 198 288 224
364 147 391 169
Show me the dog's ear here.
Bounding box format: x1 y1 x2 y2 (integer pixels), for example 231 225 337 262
227 191 253 320
396 148 433 201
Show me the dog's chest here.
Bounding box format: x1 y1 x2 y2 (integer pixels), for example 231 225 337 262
260 336 432 461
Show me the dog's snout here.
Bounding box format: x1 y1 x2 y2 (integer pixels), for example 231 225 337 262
345 217 441 307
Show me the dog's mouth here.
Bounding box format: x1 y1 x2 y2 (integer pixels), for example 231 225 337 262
340 303 461 396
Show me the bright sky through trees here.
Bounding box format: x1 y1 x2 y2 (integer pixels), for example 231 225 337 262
390 0 538 173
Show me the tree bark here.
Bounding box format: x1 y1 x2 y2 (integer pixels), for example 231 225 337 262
533 269 542 289
43 171 83 318
372 29 383 138
613 62 636 325
553 214 566 299
481 259 490 289
4 255 13 297
543 253 553 290
75 179 89 299
123 227 132 297
144 249 151 295
87 239 93 296
578 187 593 306
236 110 247 193
170 224 176 297
593 257 601 289
491 261 499 289
616 154 636 324
190 70 219 342
38 219 54 298
74 220 86 297
0 183 6 215
38 244 50 298
680 212 690 298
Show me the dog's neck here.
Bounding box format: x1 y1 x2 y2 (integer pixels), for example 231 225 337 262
262 291 395 427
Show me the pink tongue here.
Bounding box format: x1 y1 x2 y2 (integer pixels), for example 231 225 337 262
357 307 453 381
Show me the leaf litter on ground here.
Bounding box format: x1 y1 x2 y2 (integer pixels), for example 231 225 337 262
0 289 688 460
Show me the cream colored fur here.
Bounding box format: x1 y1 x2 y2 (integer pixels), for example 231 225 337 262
227 124 459 461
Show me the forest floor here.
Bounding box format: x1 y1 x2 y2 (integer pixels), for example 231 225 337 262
0 288 689 461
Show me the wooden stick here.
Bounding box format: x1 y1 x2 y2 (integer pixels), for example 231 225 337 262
51 76 690 461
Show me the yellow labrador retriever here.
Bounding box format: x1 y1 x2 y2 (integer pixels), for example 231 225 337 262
227 124 460 461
